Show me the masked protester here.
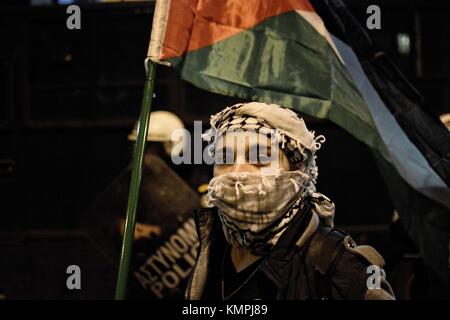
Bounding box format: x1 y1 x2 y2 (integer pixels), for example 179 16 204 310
185 102 395 300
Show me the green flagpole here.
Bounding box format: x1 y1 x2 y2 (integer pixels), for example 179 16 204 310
115 59 156 300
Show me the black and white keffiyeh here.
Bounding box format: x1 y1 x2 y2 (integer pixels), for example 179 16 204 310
204 102 335 255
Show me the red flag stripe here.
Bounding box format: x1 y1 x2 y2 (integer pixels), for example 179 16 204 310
161 0 315 60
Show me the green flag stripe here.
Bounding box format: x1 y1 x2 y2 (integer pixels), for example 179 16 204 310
170 11 389 160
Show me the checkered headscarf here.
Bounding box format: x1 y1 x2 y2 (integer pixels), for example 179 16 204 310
203 102 335 227
203 102 325 184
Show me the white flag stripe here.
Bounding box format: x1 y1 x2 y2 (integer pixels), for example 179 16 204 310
148 0 172 66
333 35 450 209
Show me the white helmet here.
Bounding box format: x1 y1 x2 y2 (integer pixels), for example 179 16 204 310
128 111 186 157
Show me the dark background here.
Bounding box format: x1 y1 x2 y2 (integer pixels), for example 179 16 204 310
0 0 448 299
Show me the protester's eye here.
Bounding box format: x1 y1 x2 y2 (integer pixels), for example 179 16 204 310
215 149 234 164
257 154 271 166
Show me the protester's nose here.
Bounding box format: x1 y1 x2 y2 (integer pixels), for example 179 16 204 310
229 163 259 173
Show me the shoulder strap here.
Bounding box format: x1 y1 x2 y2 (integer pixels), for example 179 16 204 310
303 223 347 299
305 223 388 300
305 223 347 277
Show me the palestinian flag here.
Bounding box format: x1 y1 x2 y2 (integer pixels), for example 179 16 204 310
148 0 388 161
147 0 450 284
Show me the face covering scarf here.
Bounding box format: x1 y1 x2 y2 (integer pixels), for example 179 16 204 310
204 102 336 255
207 169 312 255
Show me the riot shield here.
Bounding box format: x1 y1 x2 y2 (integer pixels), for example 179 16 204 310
83 153 200 299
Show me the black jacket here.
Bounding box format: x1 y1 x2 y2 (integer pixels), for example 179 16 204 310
185 200 395 300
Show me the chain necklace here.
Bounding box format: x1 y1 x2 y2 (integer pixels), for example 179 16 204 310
220 245 261 300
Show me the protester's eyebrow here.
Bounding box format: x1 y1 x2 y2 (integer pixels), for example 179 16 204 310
216 145 234 155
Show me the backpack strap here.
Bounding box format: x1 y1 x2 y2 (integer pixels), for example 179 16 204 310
303 224 345 299
305 223 347 277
